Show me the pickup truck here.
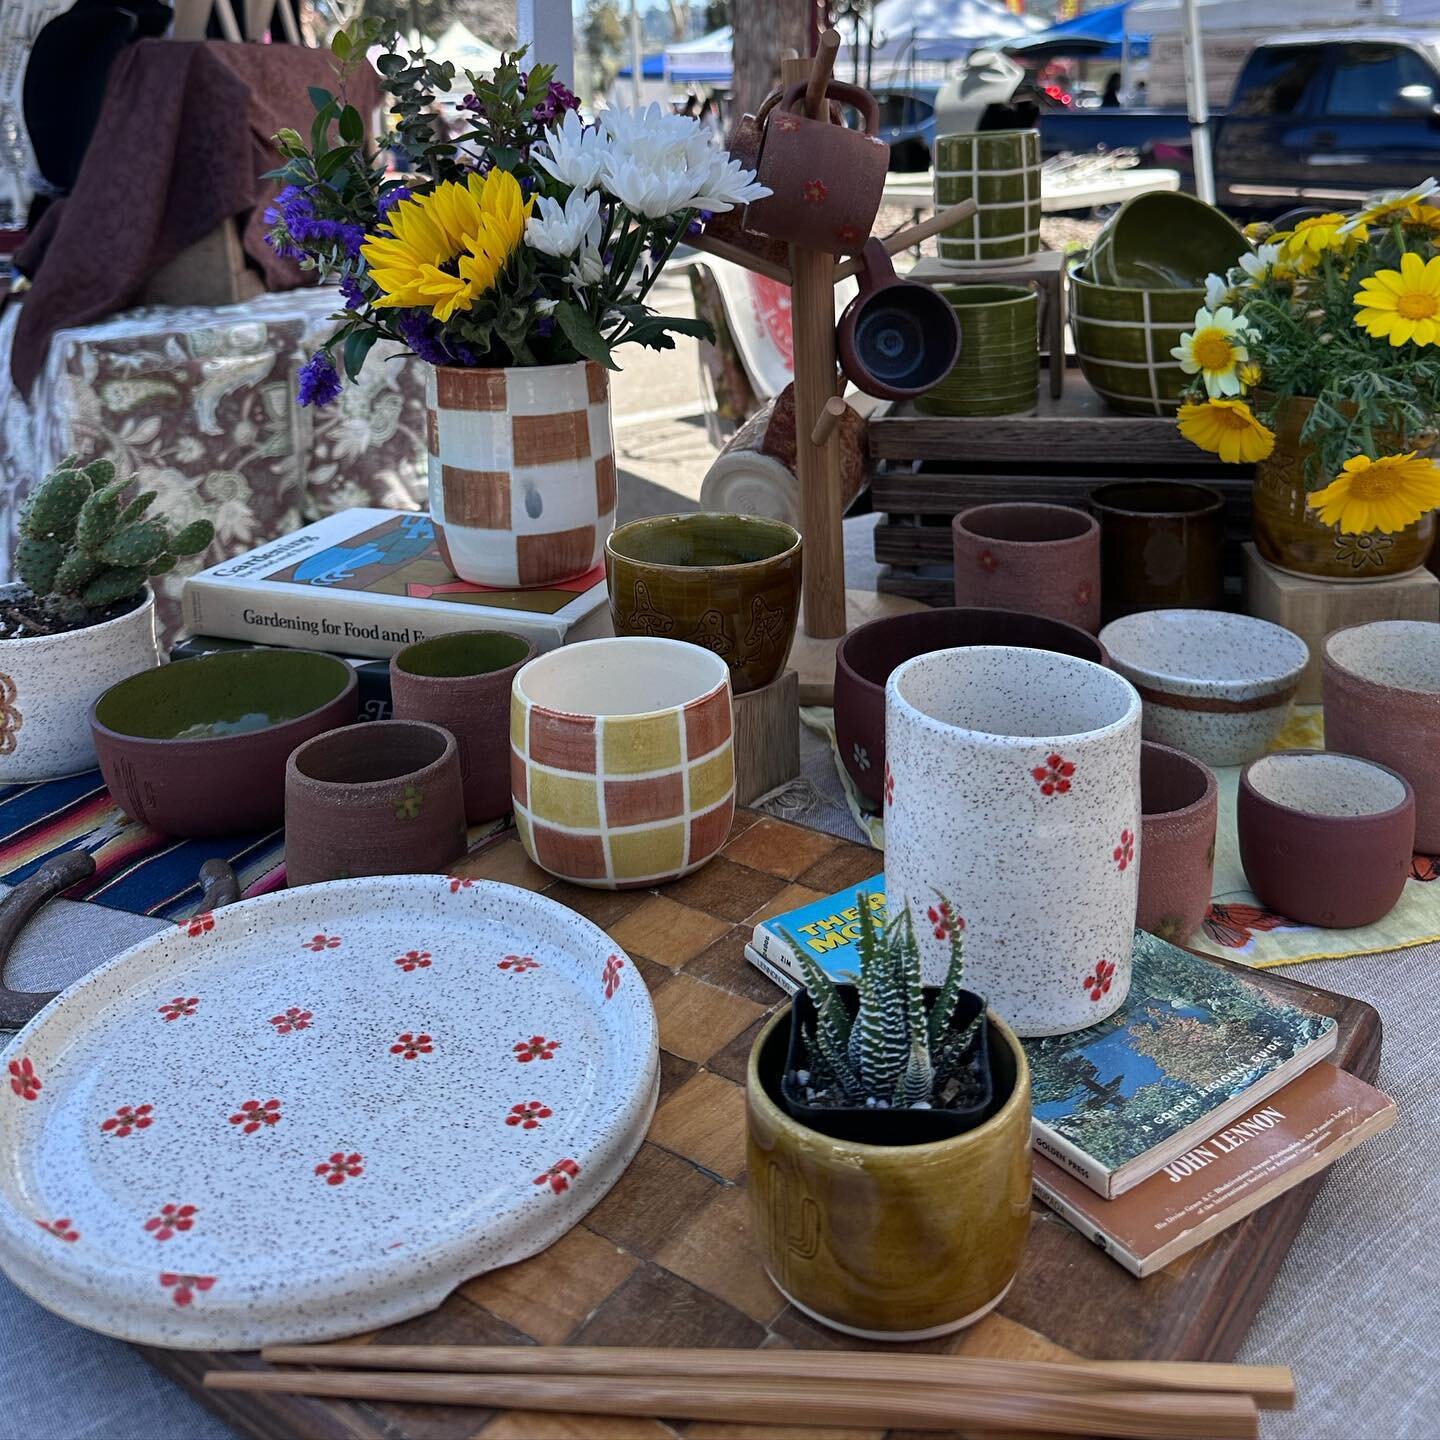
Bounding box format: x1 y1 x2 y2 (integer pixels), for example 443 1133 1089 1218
1030 31 1440 214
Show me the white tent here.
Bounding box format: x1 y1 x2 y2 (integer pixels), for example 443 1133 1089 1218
426 20 504 76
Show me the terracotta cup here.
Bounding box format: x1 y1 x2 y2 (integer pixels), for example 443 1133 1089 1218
837 240 963 400
1323 620 1440 853
510 637 735 889
1138 740 1218 946
834 606 1109 810
605 513 802 695
390 630 535 823
952 503 1102 634
1238 750 1415 928
1089 481 1225 622
745 81 889 255
285 720 468 887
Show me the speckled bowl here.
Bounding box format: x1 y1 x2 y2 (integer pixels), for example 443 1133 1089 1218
1323 620 1440 852
1239 750 1415 928
1138 741 1218 945
1099 610 1308 767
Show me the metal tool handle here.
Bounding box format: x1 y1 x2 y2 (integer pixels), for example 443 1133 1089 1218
0 851 96 1030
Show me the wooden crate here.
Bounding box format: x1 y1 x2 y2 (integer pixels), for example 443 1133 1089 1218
155 812 1381 1440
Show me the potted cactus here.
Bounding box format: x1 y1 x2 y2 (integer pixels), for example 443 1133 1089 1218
746 895 1033 1339
0 457 214 781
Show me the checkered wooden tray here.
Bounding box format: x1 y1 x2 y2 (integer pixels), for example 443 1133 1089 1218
149 812 1381 1440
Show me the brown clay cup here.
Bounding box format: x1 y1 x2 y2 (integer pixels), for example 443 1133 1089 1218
1138 741 1218 945
1323 619 1440 853
285 720 468 887
745 81 889 255
833 607 1109 810
1238 750 1415 928
391 630 535 823
952 503 1102 633
1089 481 1225 623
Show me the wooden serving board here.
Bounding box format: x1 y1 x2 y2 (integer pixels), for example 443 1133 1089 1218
150 812 1381 1440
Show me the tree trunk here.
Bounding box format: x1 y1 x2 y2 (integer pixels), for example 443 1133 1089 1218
729 0 810 126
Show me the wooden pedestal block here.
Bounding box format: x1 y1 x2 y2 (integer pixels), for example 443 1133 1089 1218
733 669 800 806
1245 542 1440 703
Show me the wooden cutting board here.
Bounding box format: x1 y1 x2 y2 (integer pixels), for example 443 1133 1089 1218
148 811 1380 1439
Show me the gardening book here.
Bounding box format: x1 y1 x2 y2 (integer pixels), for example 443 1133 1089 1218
179 509 610 659
1034 1063 1395 1276
1027 931 1338 1198
749 877 886 983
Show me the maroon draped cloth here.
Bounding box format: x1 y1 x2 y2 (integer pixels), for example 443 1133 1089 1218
12 40 379 395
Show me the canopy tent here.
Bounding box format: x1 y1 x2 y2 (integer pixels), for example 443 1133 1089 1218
664 26 734 86
425 19 503 75
1004 2 1149 61
617 53 666 80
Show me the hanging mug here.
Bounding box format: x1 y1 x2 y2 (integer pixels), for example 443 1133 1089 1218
837 239 963 400
744 81 889 256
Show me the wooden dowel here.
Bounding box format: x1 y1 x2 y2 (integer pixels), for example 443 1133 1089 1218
805 29 841 119
686 231 793 287
810 395 848 447
258 1345 1294 1410
833 198 980 282
205 1372 1260 1439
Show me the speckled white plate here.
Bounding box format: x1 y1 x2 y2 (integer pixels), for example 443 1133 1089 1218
0 876 658 1349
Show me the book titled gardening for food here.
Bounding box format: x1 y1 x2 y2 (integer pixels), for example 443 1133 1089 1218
1027 932 1337 1198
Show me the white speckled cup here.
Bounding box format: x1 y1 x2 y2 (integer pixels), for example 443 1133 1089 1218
884 645 1142 1038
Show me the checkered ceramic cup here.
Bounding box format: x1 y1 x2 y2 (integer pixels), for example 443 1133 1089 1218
934 130 1041 266
510 637 735 889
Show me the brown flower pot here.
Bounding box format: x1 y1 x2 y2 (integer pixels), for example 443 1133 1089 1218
1253 396 1437 582
1138 741 1218 945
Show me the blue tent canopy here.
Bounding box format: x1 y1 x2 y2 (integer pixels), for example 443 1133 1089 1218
617 53 666 80
1003 2 1149 61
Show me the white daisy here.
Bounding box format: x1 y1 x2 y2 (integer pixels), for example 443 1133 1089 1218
1238 243 1285 286
1171 306 1255 399
1342 178 1440 234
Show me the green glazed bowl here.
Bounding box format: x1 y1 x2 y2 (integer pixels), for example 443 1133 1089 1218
934 129 1041 266
917 285 1039 418
1090 190 1251 290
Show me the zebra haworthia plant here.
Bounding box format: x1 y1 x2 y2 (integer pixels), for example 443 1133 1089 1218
788 894 983 1111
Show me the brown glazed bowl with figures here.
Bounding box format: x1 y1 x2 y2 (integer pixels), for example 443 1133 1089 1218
605 513 802 695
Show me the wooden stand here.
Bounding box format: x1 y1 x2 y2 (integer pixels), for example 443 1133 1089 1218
789 588 928 706
732 670 801 804
1244 542 1440 703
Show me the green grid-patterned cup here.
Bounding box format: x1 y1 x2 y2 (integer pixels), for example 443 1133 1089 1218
916 285 1038 418
935 130 1041 266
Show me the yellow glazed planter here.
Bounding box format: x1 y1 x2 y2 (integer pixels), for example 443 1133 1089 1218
745 1006 1032 1340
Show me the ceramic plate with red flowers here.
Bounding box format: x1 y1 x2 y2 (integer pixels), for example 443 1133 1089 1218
0 875 657 1348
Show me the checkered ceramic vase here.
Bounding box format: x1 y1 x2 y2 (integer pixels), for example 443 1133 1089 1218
427 361 616 588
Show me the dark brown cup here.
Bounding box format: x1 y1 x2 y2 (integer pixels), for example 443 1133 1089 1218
833 606 1110 809
1089 481 1225 623
952 503 1102 633
1238 749 1415 929
285 720 468 887
1138 740 1218 945
391 630 535 823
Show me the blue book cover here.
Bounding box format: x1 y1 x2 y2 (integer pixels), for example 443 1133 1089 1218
751 876 886 980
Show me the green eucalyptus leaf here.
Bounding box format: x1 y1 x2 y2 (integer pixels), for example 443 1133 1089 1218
339 105 364 145
308 86 335 112
343 329 378 382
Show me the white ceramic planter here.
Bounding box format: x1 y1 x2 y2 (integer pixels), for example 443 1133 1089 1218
884 645 1142 1038
427 361 616 589
0 586 161 783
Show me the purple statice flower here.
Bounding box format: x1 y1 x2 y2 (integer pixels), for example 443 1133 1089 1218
531 78 579 128
297 351 342 407
534 316 556 340
396 309 479 368
339 274 366 309
377 186 411 219
457 92 483 117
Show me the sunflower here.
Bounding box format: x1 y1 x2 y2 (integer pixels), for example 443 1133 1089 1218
1353 251 1440 346
1307 452 1440 535
1282 212 1363 267
361 170 532 323
1341 179 1438 234
1171 307 1253 398
1177 398 1276 464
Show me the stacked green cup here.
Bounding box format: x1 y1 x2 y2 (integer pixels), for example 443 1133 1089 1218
915 285 1038 417
935 130 1042 266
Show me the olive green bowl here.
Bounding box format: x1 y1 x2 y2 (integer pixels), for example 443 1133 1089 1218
1090 190 1251 290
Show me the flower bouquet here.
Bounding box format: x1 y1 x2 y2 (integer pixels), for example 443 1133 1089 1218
265 24 767 587
1172 182 1440 580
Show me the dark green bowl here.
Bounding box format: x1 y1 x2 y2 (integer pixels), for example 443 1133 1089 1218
1091 191 1251 290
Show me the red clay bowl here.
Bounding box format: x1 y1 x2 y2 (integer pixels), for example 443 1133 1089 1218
1138 740 1218 945
1238 749 1415 929
834 606 1110 809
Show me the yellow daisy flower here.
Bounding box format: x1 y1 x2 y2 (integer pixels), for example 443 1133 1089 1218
1282 212 1363 268
1404 202 1440 232
1308 452 1440 535
1177 398 1276 464
1341 179 1438 234
1171 306 1254 398
1239 360 1263 388
1353 251 1440 346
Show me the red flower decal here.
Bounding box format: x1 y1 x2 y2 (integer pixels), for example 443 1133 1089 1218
774 114 802 133
534 1158 580 1194
978 548 999 572
602 954 624 999
448 876 474 892
228 1098 281 1134
514 1035 560 1063
1201 902 1294 950
835 223 863 245
506 1100 553 1130
36 1217 79 1242
1075 580 1094 608
144 1203 197 1241
1031 753 1076 796
390 1031 434 1060
158 996 199 1022
1084 959 1116 1002
302 934 341 952
102 1103 153 1137
315 1151 364 1186
268 1007 312 1035
185 913 215 938
926 900 965 942
1113 829 1135 872
801 178 827 203
395 950 432 972
7 1057 41 1100
159 1272 215 1307
884 761 895 808
498 954 540 973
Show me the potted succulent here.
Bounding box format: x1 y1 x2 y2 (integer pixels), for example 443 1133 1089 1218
1173 181 1440 580
1 457 213 782
745 895 1032 1340
265 26 767 589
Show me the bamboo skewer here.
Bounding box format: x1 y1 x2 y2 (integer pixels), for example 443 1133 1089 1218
205 1371 1260 1439
833 198 980 282
686 232 793 287
257 1344 1295 1409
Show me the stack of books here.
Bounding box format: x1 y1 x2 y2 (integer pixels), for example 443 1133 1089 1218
748 883 1396 1278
